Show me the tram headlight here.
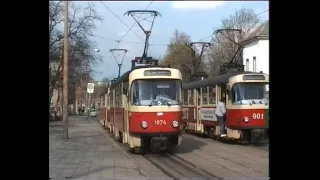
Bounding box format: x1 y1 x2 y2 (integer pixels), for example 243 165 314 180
141 121 148 129
172 120 179 128
243 117 249 123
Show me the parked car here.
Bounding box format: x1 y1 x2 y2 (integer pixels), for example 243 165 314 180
90 109 97 117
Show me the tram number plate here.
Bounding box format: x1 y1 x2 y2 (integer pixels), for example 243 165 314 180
154 120 166 125
252 113 264 120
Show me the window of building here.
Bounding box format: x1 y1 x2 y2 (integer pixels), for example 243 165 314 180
246 59 249 71
253 56 256 72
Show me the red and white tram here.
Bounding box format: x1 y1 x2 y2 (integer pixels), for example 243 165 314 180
100 66 183 153
181 72 269 144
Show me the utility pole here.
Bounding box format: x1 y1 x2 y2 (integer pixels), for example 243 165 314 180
62 1 69 139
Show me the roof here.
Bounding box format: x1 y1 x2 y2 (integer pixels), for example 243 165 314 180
182 72 266 90
182 72 245 90
111 65 175 88
240 20 269 45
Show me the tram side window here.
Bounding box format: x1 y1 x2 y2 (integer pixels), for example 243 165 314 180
209 87 216 105
118 84 122 107
188 90 194 105
115 87 118 107
183 90 188 105
202 87 208 105
131 82 139 106
123 82 128 95
110 90 113 107
116 85 120 107
106 94 109 107
196 89 201 106
119 85 122 106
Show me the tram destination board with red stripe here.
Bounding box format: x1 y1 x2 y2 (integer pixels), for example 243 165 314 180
144 70 171 76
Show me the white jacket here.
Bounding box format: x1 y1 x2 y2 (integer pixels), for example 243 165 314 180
215 101 226 117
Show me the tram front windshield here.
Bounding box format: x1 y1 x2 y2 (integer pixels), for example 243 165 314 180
232 83 269 105
131 79 181 106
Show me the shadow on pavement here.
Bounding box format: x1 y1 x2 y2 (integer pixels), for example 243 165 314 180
185 131 269 148
177 135 207 154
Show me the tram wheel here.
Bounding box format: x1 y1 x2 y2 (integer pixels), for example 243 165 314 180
240 130 250 145
119 132 124 143
209 127 215 139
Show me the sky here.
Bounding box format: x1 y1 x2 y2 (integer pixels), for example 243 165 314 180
81 1 269 81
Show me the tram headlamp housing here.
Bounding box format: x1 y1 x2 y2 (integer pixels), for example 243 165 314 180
243 117 249 123
141 121 148 129
172 120 179 128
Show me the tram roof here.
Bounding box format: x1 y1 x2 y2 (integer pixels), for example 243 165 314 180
182 71 255 90
111 66 176 88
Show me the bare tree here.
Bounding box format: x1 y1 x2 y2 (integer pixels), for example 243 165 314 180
162 29 204 82
49 1 103 106
102 77 110 84
206 8 261 76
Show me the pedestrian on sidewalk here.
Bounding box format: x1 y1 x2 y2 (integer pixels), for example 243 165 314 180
81 107 85 116
78 106 81 116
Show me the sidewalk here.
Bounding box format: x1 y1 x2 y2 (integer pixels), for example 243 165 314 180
49 116 147 180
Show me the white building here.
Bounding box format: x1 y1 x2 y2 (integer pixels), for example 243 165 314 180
240 20 269 74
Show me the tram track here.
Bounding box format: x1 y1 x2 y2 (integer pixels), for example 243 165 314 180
143 152 219 179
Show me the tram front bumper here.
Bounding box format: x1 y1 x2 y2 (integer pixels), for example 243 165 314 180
251 129 266 141
151 136 167 151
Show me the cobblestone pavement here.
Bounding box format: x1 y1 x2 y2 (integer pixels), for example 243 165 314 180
49 116 167 180
174 133 269 178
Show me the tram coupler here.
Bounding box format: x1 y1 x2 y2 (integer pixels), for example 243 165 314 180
151 136 167 152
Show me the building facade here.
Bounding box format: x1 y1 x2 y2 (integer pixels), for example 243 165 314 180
241 20 269 74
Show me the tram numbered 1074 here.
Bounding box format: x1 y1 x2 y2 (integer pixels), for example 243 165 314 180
99 66 183 153
181 72 269 144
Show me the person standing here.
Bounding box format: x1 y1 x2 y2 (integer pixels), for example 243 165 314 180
215 97 227 137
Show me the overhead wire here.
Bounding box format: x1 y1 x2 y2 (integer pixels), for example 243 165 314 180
93 9 269 48
92 34 167 46
94 6 268 74
99 1 144 42
99 1 156 72
114 1 153 49
99 1 156 73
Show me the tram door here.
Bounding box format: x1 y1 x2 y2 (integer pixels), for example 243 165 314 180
196 88 202 132
218 85 227 128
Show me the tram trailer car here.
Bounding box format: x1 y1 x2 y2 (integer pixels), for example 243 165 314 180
181 72 269 144
100 66 183 153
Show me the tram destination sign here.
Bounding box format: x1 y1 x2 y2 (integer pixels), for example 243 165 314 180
144 70 171 76
243 74 265 80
